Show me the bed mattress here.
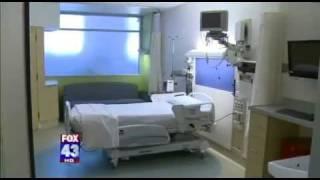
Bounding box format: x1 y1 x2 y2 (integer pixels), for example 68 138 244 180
70 102 178 131
104 102 177 129
68 100 213 148
70 101 213 129
69 98 213 133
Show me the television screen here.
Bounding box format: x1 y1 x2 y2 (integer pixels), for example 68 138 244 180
200 11 228 31
288 40 320 79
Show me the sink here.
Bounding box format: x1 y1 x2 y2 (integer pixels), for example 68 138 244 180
268 155 309 178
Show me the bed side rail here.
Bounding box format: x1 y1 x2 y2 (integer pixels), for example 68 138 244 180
172 104 213 133
64 101 72 133
188 92 215 124
150 92 186 102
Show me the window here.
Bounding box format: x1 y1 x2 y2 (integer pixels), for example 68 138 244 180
44 14 141 76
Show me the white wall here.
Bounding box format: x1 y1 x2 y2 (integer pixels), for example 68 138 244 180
161 2 280 82
161 2 280 148
251 12 286 106
30 2 59 30
309 67 320 177
280 2 320 103
278 3 320 177
0 2 31 177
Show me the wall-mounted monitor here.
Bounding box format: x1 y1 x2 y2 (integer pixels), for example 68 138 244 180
200 10 228 32
288 40 320 79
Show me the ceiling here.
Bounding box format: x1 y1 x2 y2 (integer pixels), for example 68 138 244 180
60 2 185 16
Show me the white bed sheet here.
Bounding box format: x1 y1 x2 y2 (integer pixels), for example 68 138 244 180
104 102 177 129
70 98 213 133
69 98 213 149
70 104 119 149
70 102 177 132
70 101 212 131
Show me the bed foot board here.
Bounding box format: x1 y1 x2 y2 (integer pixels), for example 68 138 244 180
110 159 118 168
104 138 210 168
105 149 119 168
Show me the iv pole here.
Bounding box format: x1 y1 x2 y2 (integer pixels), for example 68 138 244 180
169 35 178 78
164 35 178 92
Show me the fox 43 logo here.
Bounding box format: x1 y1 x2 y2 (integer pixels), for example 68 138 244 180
60 134 80 163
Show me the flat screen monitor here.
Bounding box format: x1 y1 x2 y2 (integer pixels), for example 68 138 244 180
288 40 320 79
200 11 228 31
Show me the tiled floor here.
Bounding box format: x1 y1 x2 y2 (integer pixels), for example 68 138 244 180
32 124 245 178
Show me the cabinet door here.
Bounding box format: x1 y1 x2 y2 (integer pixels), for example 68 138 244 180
35 27 45 86
30 26 40 130
245 112 268 177
38 86 59 124
33 26 59 127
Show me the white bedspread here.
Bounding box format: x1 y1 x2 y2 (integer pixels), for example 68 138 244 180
104 102 176 128
69 99 213 149
70 104 119 149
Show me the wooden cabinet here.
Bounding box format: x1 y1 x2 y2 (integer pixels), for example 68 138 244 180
30 26 59 130
245 112 268 177
245 111 301 177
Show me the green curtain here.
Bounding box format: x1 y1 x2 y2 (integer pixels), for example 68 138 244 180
141 13 153 54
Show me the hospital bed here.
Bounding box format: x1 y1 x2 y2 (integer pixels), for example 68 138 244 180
64 92 215 168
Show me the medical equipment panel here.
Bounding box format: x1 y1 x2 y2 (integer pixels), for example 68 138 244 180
232 97 247 129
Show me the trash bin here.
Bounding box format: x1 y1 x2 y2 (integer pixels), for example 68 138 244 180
280 137 311 159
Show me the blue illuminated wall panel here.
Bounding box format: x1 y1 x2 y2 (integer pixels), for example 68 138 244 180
195 58 235 93
44 14 140 76
44 31 140 76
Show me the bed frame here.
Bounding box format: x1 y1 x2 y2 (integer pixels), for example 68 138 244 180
65 102 212 168
64 91 215 168
106 134 210 168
